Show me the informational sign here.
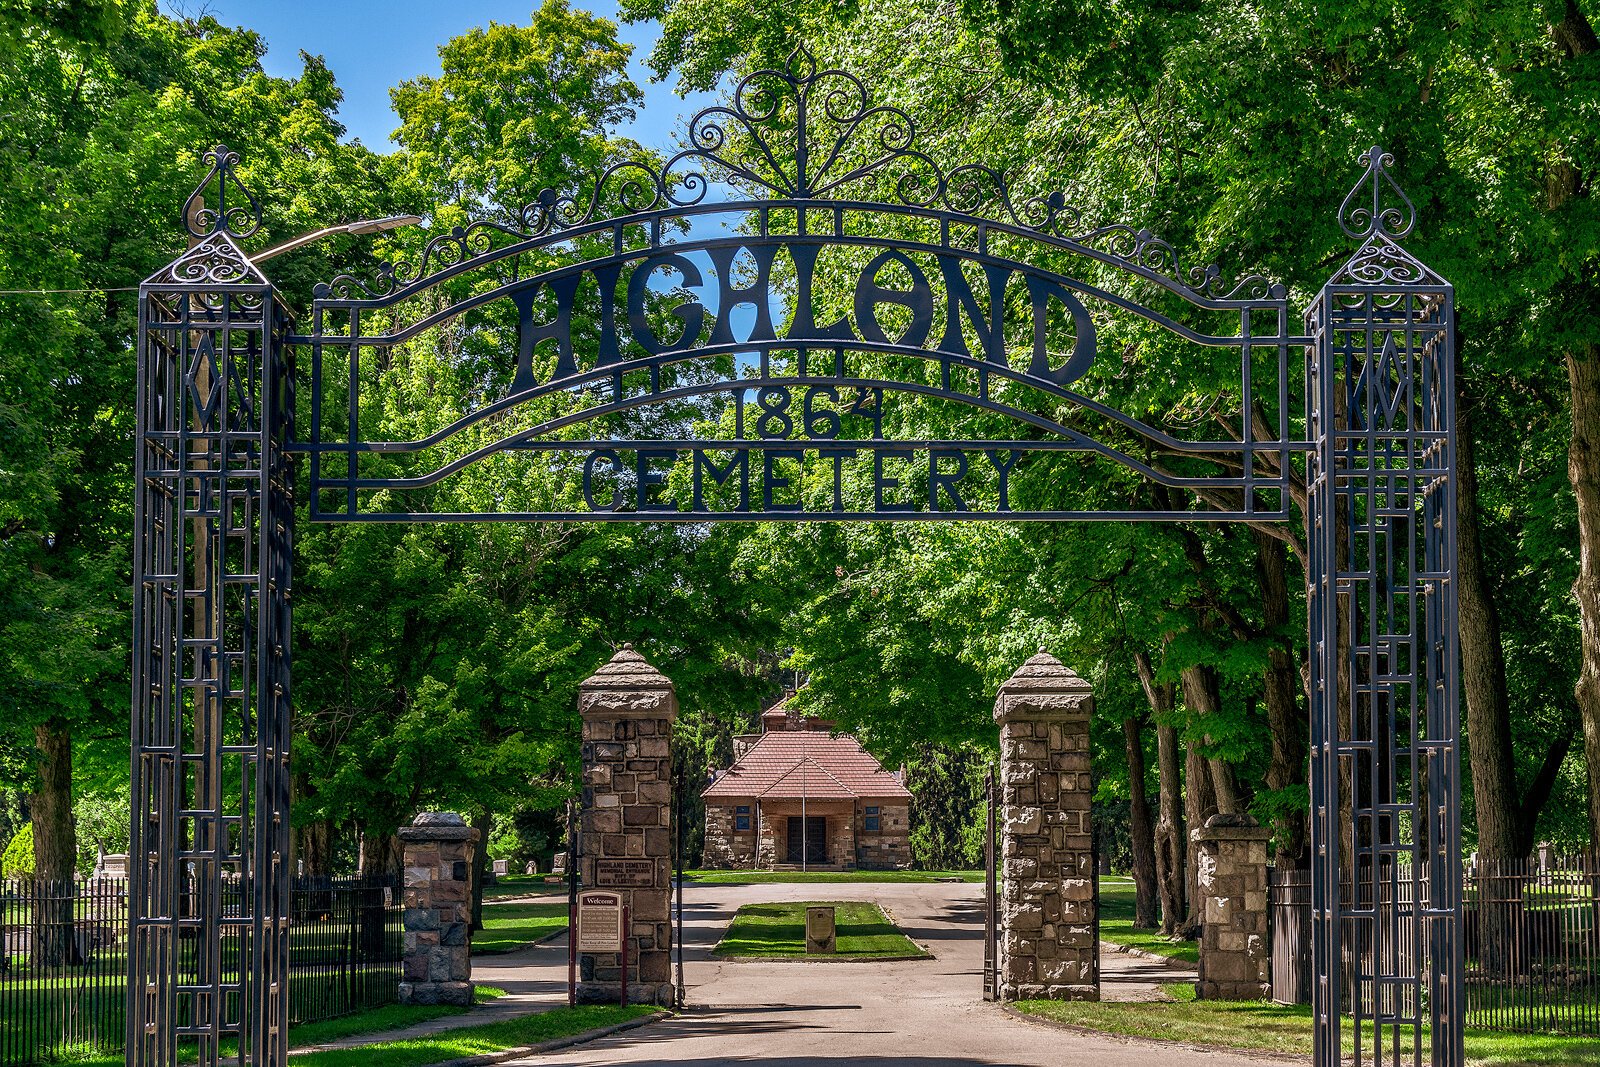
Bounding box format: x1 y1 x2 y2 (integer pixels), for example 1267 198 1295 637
594 859 655 888
576 891 623 954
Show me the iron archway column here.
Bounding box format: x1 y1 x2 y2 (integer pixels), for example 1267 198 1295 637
129 147 295 1067
1306 147 1462 1067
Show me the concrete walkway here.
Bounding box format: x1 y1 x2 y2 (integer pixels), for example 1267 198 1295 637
495 880 1289 1067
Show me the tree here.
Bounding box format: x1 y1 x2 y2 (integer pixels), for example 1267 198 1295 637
623 0 1599 863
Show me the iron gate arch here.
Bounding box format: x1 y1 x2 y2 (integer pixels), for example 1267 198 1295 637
131 47 1459 1067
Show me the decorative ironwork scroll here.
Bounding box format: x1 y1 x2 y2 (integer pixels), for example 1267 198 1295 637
1307 145 1461 1067
297 47 1294 524
131 223 293 1067
130 52 1461 1067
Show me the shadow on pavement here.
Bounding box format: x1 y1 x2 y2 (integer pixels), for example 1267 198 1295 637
683 1004 864 1013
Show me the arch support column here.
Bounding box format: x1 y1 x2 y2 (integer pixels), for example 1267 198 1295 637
129 217 293 1067
993 651 1097 1002
576 645 677 1006
1307 151 1461 1067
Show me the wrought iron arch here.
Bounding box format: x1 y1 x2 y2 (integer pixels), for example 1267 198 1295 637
131 47 1459 1067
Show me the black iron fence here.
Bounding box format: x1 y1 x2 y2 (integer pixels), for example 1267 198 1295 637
1270 854 1600 1035
0 876 401 1067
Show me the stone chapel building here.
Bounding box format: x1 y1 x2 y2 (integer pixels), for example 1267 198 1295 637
700 700 912 870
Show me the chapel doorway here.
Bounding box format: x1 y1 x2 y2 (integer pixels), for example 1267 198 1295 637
785 816 828 865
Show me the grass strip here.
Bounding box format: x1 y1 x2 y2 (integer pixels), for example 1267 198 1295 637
283 1004 659 1067
482 876 566 900
472 900 568 955
1096 876 1198 964
687 869 982 884
714 899 930 960
1014 986 1600 1067
56 988 508 1065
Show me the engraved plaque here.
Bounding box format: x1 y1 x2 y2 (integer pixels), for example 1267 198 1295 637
594 858 656 888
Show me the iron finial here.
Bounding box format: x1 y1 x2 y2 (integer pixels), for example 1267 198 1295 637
1338 145 1415 243
183 144 263 241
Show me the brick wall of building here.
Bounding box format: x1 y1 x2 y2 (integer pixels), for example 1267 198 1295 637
701 803 758 868
854 803 911 870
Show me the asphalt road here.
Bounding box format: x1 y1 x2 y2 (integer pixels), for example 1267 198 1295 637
507 880 1287 1067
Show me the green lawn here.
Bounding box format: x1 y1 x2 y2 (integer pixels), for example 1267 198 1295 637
483 875 567 899
1097 875 1198 964
1016 985 1600 1067
285 984 504 1047
472 899 568 954
714 900 931 960
281 1004 658 1067
61 987 506 1065
0 963 422 1061
687 869 982 884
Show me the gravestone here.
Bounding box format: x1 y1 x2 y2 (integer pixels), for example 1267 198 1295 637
93 853 129 884
492 858 509 878
575 644 677 1006
993 650 1098 1001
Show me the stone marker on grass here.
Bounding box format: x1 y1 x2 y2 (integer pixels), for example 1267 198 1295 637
806 905 837 954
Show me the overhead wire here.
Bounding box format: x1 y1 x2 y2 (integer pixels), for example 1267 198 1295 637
0 287 138 295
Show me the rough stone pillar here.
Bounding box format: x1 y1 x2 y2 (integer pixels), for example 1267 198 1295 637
577 644 677 1006
993 650 1097 1001
398 812 480 1006
1193 813 1272 1000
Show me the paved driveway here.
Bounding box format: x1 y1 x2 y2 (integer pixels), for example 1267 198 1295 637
509 880 1288 1066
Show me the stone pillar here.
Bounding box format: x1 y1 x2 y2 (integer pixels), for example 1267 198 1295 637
577 644 676 1006
993 650 1097 1001
398 812 480 1006
1193 813 1272 1000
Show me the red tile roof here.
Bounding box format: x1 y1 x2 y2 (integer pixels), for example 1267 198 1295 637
702 730 910 801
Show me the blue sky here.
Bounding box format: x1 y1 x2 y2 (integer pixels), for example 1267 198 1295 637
193 1 758 326
194 0 718 151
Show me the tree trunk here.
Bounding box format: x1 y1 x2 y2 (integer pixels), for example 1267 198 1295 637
290 819 333 880
30 720 81 967
1184 741 1216 933
1568 341 1600 851
1545 0 1600 866
1180 663 1242 815
358 829 402 882
1135 651 1187 937
1122 715 1160 929
1457 396 1522 861
1154 724 1187 936
470 812 492 932
29 722 75 882
288 773 336 880
1254 530 1309 867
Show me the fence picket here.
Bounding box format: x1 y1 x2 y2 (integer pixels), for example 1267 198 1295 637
0 876 401 1067
1269 853 1600 1036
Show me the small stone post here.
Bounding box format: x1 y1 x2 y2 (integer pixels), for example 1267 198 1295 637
993 650 1098 1001
398 811 480 1006
577 644 677 1006
1192 813 1272 1000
